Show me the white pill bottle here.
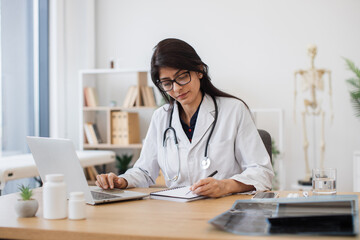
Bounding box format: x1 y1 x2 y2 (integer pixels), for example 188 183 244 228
68 192 86 220
43 174 67 219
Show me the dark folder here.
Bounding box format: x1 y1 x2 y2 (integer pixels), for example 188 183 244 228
209 195 358 236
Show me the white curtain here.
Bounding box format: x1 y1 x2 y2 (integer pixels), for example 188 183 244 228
49 0 95 149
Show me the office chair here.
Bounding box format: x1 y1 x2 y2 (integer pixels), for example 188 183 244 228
258 129 272 163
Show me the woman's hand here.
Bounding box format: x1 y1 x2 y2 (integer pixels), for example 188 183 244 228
189 178 228 197
95 172 128 189
190 178 254 198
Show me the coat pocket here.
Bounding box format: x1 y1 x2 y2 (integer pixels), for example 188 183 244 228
207 139 237 176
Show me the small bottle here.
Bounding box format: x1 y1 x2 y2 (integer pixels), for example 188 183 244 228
43 174 67 219
68 192 86 220
110 59 114 69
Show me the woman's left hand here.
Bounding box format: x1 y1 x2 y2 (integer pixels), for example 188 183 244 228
189 178 228 198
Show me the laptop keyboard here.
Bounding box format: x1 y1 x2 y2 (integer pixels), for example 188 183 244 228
91 191 121 200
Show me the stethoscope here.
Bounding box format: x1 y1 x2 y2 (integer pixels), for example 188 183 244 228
162 96 218 182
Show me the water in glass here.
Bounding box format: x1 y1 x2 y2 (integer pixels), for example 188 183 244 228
312 177 336 195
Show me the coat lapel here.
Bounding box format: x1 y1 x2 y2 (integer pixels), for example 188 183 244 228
171 102 190 147
190 94 216 149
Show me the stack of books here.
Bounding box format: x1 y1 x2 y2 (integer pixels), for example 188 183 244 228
123 85 156 108
84 122 102 145
111 111 140 145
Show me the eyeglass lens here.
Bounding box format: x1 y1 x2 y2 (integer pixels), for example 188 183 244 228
159 71 191 91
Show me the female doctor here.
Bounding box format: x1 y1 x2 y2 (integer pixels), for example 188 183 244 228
96 38 274 197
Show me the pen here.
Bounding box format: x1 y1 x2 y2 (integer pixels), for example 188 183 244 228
185 170 218 195
207 170 218 178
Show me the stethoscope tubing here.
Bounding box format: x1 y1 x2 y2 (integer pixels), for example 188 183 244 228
162 95 218 182
204 96 218 158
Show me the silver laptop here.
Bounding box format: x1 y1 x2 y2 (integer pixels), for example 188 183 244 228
26 136 148 205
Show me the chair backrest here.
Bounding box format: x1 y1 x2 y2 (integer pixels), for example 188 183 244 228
258 129 272 163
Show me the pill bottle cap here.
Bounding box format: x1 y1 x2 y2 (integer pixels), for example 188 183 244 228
70 192 85 200
46 174 64 182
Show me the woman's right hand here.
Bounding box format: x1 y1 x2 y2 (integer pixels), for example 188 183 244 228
95 172 128 189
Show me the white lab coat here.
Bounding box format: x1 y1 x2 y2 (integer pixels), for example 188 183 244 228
120 94 274 191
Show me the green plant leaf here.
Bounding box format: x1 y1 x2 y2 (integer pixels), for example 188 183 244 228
350 90 360 98
116 154 133 174
344 58 360 79
18 184 33 200
350 98 360 117
271 139 280 166
344 58 360 119
346 78 360 89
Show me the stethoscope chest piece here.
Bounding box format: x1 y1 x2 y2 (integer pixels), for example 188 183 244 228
201 157 211 170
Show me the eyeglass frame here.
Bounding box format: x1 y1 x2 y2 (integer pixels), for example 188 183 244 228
156 71 192 92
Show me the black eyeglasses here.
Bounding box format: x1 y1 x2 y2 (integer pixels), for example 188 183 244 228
157 71 191 92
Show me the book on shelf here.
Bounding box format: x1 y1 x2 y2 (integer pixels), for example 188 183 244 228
123 86 138 108
111 111 121 145
84 87 99 107
84 122 97 144
122 87 132 108
135 85 143 107
111 111 140 145
123 112 140 144
84 124 91 144
83 88 89 107
146 86 157 107
84 122 102 145
140 86 149 106
140 86 157 107
92 123 103 143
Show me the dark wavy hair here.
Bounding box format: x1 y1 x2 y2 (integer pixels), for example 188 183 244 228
150 38 248 108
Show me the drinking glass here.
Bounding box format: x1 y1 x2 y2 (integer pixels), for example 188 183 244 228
312 168 337 195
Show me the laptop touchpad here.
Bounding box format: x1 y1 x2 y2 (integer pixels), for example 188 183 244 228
89 186 125 195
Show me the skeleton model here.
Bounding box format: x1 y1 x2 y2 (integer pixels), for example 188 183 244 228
294 44 333 182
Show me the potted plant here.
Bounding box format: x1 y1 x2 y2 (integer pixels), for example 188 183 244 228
271 140 281 190
14 185 39 218
344 58 360 118
116 154 133 175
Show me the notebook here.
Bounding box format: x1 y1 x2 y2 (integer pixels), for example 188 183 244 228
150 186 207 202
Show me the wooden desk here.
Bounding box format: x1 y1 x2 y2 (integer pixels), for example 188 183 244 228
0 189 358 240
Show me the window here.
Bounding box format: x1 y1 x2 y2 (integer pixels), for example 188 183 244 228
0 0 49 194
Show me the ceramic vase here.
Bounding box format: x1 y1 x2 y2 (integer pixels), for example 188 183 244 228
15 199 39 218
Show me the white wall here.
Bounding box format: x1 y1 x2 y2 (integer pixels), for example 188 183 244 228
49 0 95 146
93 0 360 191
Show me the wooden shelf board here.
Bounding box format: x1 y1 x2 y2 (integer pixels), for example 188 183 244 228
83 106 109 111
83 106 157 111
80 69 148 75
83 143 143 149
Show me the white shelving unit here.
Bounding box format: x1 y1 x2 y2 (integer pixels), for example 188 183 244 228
79 69 156 151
